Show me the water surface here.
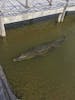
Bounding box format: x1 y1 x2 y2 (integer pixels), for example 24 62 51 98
0 15 75 100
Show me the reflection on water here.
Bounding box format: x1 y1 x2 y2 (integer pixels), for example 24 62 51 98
0 15 75 100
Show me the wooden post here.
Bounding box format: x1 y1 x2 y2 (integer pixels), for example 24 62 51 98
0 11 6 37
58 0 69 23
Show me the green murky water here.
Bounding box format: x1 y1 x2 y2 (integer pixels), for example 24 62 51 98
0 14 75 100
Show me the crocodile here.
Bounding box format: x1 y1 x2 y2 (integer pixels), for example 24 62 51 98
13 36 66 62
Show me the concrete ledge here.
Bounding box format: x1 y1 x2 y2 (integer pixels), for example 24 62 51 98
5 13 59 29
3 7 63 24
